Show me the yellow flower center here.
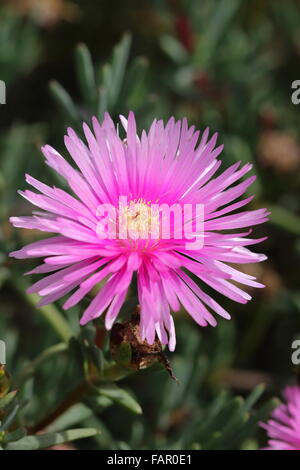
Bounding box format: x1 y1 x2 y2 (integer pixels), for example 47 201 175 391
119 199 160 240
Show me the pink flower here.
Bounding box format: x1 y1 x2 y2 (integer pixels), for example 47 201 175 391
10 112 268 350
260 385 300 450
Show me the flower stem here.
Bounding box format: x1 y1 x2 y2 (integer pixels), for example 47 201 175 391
29 380 89 433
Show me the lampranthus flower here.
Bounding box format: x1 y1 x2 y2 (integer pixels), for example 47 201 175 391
260 385 300 450
10 112 269 351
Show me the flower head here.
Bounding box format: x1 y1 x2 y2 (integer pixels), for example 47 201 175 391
260 385 300 450
10 112 268 350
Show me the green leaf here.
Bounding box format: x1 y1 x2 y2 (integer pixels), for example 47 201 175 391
0 403 20 431
15 342 68 387
0 125 30 214
0 367 10 400
75 43 97 110
202 396 245 449
194 0 241 66
233 398 279 446
105 33 131 110
268 204 300 235
101 362 133 382
224 135 263 198
4 427 26 444
96 383 142 415
243 384 265 412
24 292 74 343
121 57 149 110
113 341 132 368
46 404 92 433
0 391 17 411
1 126 27 185
97 86 108 122
197 390 230 436
160 35 189 64
80 326 104 375
84 394 113 412
49 80 80 126
5 428 99 450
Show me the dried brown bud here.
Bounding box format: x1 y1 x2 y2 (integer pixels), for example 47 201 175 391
110 307 178 381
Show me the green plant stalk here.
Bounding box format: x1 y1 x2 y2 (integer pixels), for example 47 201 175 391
29 364 133 433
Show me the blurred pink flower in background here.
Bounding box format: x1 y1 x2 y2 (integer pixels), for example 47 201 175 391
260 385 300 450
10 112 268 350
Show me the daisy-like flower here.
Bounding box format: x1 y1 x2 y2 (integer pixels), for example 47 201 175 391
10 112 268 351
260 385 300 450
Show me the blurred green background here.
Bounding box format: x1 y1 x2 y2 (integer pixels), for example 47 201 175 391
0 0 300 450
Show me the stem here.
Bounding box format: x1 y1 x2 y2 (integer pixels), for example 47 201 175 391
29 364 133 433
30 381 89 433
